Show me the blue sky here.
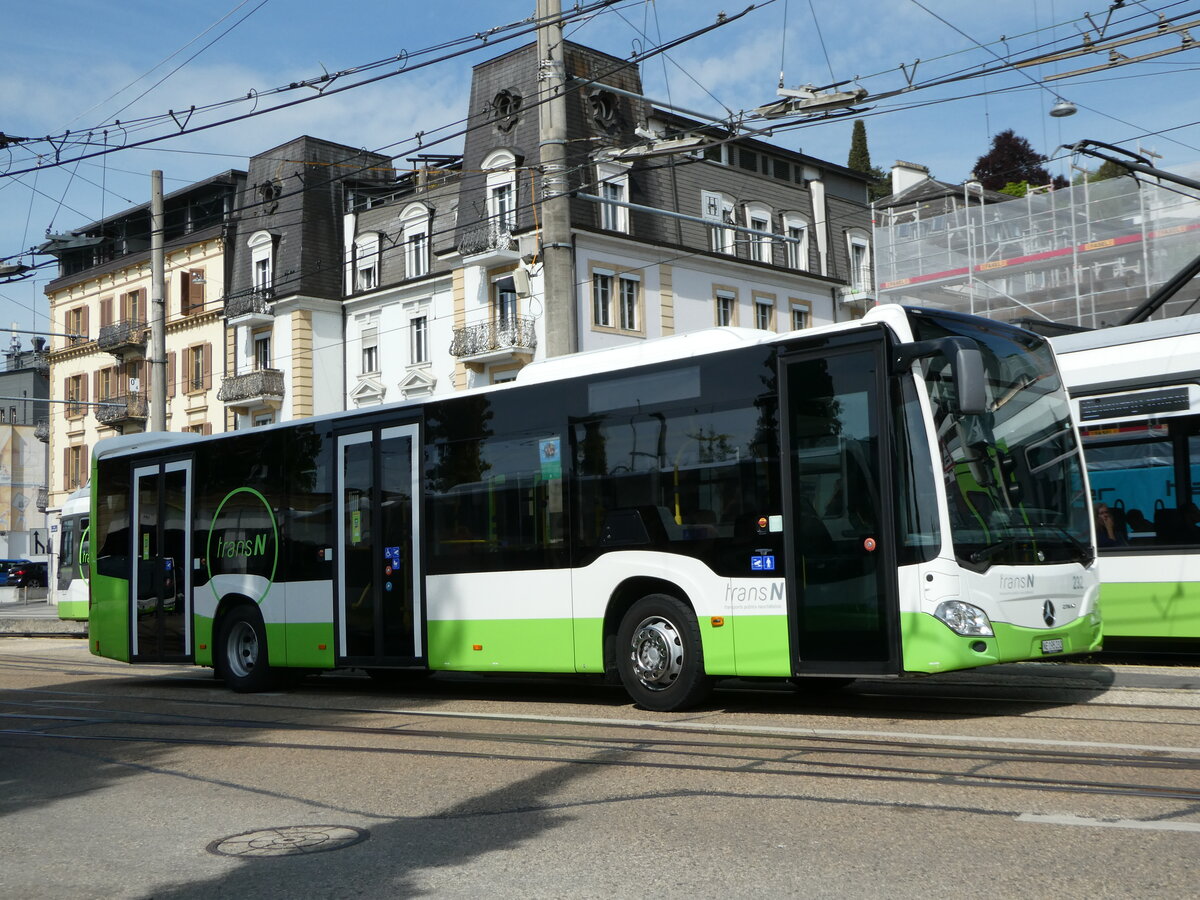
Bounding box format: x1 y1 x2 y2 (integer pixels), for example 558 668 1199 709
2 0 1197 337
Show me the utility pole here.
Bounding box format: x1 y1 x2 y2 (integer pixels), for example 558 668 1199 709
536 0 577 357
150 170 167 431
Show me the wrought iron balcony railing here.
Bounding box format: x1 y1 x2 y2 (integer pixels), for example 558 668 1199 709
36 485 48 513
450 316 537 359
223 287 275 320
457 222 516 258
217 368 285 404
95 393 148 426
34 419 49 442
97 319 148 354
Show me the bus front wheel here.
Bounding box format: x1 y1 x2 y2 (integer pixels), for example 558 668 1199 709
216 605 276 693
617 594 712 712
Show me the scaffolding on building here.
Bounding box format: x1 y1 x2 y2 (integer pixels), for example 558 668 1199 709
873 174 1200 329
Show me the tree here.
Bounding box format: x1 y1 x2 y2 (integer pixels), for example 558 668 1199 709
846 120 890 201
972 129 1065 191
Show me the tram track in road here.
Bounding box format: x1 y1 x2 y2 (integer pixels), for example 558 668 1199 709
4 688 1200 808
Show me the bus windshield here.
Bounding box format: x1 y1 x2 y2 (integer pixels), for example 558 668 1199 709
907 309 1092 569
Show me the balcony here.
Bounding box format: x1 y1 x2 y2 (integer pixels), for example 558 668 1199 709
36 486 48 514
458 223 520 267
218 368 285 411
450 316 537 371
34 419 49 442
97 319 148 357
223 287 275 327
95 393 148 430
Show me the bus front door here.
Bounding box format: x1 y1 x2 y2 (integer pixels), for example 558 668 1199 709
336 424 424 666
780 341 900 675
130 460 192 662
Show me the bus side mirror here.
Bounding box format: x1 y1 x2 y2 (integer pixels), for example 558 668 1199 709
894 337 988 416
952 345 987 416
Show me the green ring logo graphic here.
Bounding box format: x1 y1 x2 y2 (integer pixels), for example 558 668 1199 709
78 524 91 576
206 487 279 606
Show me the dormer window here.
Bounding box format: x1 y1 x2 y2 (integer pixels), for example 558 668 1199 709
247 231 275 295
400 203 430 279
596 159 631 233
483 150 519 233
353 233 380 293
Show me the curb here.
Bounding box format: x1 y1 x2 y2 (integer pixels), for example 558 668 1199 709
0 619 88 637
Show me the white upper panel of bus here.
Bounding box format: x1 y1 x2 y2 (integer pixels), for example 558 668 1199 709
1051 314 1200 393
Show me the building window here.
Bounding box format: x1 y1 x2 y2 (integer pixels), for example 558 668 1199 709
65 445 85 490
400 203 430 279
592 271 613 328
253 331 271 371
121 289 144 323
494 277 518 328
715 290 737 327
66 306 88 343
406 231 428 278
253 413 274 428
361 343 379 374
410 316 429 365
98 367 113 401
354 233 380 293
189 347 204 392
746 203 772 263
702 190 735 255
66 374 86 418
180 268 205 315
848 233 871 291
755 298 774 331
595 161 631 233
619 275 639 331
784 217 809 270
491 184 515 231
601 181 624 231
248 230 275 294
790 302 810 331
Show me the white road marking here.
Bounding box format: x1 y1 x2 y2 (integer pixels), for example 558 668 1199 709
1019 813 1200 833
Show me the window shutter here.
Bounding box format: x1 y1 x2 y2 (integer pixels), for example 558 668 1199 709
82 444 88 485
62 447 69 490
191 269 205 312
168 352 177 399
81 374 88 405
180 272 191 315
81 305 90 339
202 343 212 390
93 370 100 403
202 422 212 436
100 297 113 327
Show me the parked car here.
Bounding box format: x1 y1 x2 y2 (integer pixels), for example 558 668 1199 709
0 559 31 586
7 562 47 588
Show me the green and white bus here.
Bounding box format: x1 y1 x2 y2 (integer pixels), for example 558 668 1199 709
88 304 1101 710
1053 314 1200 646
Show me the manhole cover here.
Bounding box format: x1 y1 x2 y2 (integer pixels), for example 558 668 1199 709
207 825 369 858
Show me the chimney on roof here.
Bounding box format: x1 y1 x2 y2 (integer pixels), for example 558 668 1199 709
891 160 930 196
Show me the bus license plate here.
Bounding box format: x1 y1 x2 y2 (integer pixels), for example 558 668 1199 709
1041 638 1064 654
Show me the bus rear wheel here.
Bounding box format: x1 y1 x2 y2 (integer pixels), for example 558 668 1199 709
216 605 276 693
617 594 712 712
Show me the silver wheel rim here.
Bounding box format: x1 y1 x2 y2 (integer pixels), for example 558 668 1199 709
629 615 683 691
226 620 259 679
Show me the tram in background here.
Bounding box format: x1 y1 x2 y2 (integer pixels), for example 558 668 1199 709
55 485 91 621
1053 315 1200 647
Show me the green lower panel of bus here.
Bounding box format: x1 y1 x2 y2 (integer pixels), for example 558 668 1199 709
89 576 130 662
429 618 577 672
900 611 1103 672
1100 581 1200 640
57 599 88 621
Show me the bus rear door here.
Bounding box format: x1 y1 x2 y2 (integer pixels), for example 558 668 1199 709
131 459 193 662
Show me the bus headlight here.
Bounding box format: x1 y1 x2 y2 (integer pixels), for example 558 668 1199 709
935 600 995 636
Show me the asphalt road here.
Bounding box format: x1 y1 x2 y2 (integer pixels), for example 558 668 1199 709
2 638 1199 899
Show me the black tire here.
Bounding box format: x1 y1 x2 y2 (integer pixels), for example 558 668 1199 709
215 605 277 693
616 594 712 711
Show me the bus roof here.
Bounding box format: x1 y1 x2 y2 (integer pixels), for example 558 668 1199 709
93 431 201 462
517 305 910 386
1051 314 1200 354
